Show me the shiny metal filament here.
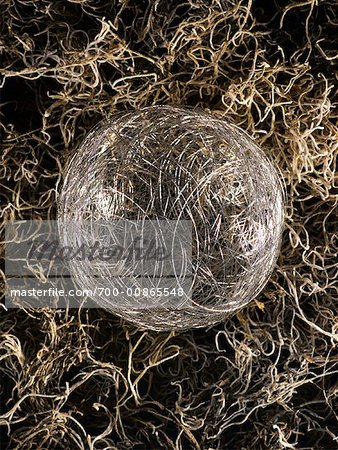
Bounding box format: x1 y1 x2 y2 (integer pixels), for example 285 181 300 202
58 106 284 330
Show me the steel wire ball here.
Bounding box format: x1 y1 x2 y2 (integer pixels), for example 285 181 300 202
58 106 284 330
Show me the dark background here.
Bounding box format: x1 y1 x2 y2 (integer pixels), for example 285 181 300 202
1 1 338 449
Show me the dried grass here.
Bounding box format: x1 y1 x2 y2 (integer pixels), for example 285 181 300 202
1 0 338 448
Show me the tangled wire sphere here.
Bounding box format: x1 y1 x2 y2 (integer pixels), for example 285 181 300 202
58 106 284 330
